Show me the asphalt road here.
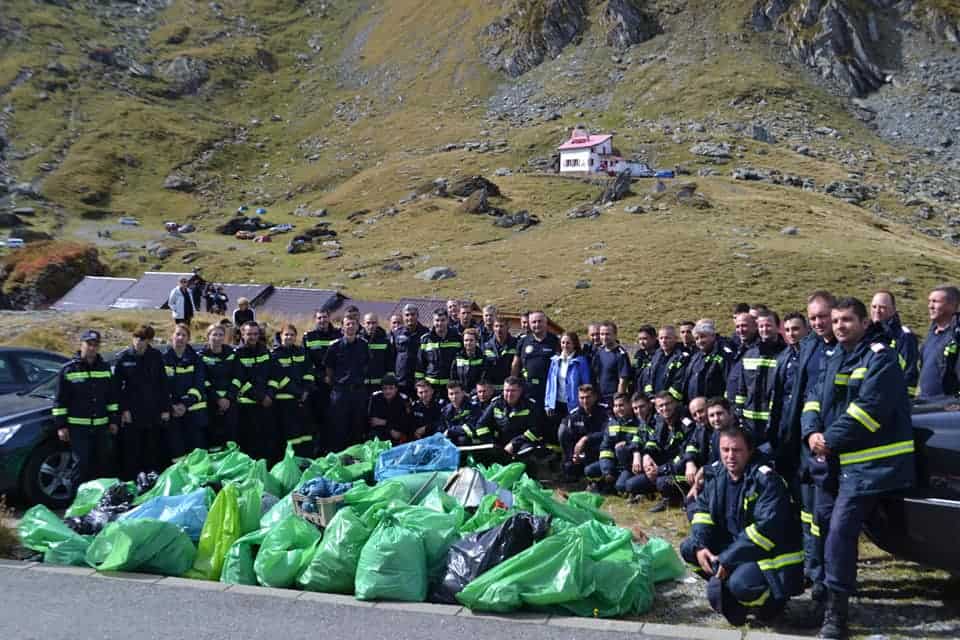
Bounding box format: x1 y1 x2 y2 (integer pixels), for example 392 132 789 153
0 568 665 640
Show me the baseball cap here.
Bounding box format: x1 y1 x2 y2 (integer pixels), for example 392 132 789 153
81 329 102 343
381 373 398 387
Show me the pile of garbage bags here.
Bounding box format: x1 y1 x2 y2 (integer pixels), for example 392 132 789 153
17 437 685 618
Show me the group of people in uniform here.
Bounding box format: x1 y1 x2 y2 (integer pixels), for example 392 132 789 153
53 284 960 639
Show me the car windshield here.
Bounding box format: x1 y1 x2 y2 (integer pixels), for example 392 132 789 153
27 374 58 399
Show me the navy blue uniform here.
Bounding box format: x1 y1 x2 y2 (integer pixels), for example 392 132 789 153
516 332 561 405
625 414 696 499
482 334 518 390
475 396 542 454
879 314 919 398
727 336 757 408
114 345 169 478
410 397 446 438
683 340 734 404
392 323 428 393
442 398 482 445
918 316 959 399
632 348 656 395
367 390 410 444
236 343 276 460
558 404 609 476
584 415 642 490
450 347 487 393
591 345 633 404
303 323 341 443
801 326 915 596
363 326 395 389
324 335 370 452
641 345 688 400
417 328 462 395
162 346 208 460
682 457 804 626
736 341 783 453
53 355 119 482
198 344 241 450
270 344 315 455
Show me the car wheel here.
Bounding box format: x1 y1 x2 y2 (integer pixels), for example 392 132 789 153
21 440 79 508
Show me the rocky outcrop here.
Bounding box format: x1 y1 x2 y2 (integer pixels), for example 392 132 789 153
603 0 661 49
0 242 106 310
157 56 210 97
494 0 589 77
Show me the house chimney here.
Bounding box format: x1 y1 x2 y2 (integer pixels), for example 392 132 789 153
571 125 589 141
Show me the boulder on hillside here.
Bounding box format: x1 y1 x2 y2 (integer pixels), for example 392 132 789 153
461 188 490 214
604 0 662 49
416 266 457 281
215 216 271 235
596 170 633 204
0 242 106 310
0 213 25 228
501 0 589 77
448 175 501 198
157 56 210 97
163 173 195 192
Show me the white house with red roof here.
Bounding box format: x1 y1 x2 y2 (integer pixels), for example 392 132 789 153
558 127 651 176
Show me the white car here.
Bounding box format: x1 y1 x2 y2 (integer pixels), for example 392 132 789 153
269 224 294 234
118 217 140 226
6 238 24 249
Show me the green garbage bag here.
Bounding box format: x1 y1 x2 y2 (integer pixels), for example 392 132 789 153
513 478 613 526
182 448 214 483
389 505 461 581
187 484 241 580
270 444 304 496
209 447 254 484
44 535 93 566
259 492 295 529
389 472 452 499
86 519 196 576
133 463 193 505
253 515 321 588
458 494 519 534
354 516 427 602
478 462 527 490
342 481 411 518
566 491 615 524
65 478 120 518
235 478 264 535
19 505 87 554
456 520 654 618
221 529 267 585
297 507 372 593
638 536 685 583
250 459 285 498
418 486 466 526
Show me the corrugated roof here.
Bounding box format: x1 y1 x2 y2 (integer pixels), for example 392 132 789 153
110 272 193 310
335 299 397 322
392 297 451 320
256 287 344 319
52 276 137 311
220 283 273 308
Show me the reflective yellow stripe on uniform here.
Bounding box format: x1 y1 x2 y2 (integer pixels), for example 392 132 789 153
810 523 821 537
850 367 867 380
275 393 295 400
803 401 820 413
800 510 813 524
735 394 746 405
839 439 914 466
52 407 67 416
474 427 491 437
599 450 615 459
368 343 388 351
668 387 683 401
741 409 770 420
287 434 313 445
757 551 803 571
188 402 207 411
739 590 771 607
743 358 777 369
425 376 449 385
691 513 714 526
67 416 110 426
745 524 775 551
846 401 880 432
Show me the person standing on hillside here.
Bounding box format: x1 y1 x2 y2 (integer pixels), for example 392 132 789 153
512 310 561 410
917 285 960 399
591 321 632 407
417 307 461 397
168 277 194 326
870 290 918 398
161 323 208 462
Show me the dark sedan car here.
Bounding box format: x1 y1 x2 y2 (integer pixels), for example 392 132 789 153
0 347 69 395
0 374 78 507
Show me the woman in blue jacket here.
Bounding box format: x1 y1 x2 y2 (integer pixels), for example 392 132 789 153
544 331 593 421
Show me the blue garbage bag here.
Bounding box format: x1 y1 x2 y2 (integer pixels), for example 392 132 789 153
298 476 353 499
374 433 460 482
117 488 213 541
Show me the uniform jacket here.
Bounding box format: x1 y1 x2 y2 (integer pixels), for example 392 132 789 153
476 396 542 450
516 332 561 389
418 328 462 386
442 399 482 441
682 340 734 404
737 340 784 451
482 334 518 388
162 346 208 427
640 345 688 399
801 325 916 496
113 346 169 423
644 414 697 481
410 397 446 437
598 415 643 464
632 348 656 395
880 313 919 397
450 347 487 392
53 355 119 429
302 323 342 378
687 456 804 601
235 343 275 404
543 353 592 410
560 404 609 448
198 344 241 405
392 323 429 388
726 336 757 407
363 326 395 386
270 344 315 401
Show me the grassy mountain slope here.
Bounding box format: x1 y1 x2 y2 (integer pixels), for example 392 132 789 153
1 0 958 332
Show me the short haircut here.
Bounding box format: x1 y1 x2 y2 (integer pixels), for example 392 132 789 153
482 304 497 314
637 324 656 337
732 302 750 315
132 324 155 340
631 392 651 404
174 322 191 338
237 297 250 306
403 304 419 315
679 320 695 328
783 311 807 326
415 379 432 389
654 391 675 403
433 307 448 318
873 289 896 309
459 301 473 311
206 323 225 338
931 285 960 307
241 321 259 331
503 376 524 387
718 425 754 450
807 290 836 307
613 392 630 403
561 331 582 353
463 328 479 340
577 384 596 395
751 303 769 314
446 381 463 391
281 323 298 335
756 309 780 326
693 319 716 336
705 396 731 412
834 296 868 321
658 324 676 336
600 320 618 334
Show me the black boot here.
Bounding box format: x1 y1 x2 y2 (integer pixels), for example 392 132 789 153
817 590 849 640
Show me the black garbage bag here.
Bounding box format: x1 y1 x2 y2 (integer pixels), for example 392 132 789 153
136 471 159 494
65 483 136 536
430 513 550 604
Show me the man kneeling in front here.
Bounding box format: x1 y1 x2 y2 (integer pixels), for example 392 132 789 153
680 426 803 626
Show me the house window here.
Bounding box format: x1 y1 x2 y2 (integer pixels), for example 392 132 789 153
564 158 580 167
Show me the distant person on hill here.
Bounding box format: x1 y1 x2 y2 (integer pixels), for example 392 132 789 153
168 276 194 326
232 297 255 327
